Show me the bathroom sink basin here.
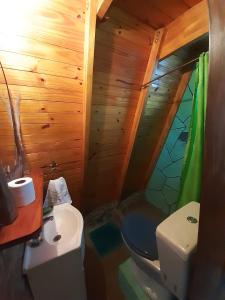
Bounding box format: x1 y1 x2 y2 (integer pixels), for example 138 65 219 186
44 203 83 247
23 203 84 270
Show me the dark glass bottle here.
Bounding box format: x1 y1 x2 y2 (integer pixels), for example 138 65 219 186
0 166 17 226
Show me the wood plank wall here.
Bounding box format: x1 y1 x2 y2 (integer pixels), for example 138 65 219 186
84 4 155 211
0 0 87 206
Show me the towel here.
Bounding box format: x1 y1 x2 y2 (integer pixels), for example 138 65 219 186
44 177 72 207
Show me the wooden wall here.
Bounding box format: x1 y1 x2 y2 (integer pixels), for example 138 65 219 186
0 0 87 206
0 0 209 212
84 4 155 211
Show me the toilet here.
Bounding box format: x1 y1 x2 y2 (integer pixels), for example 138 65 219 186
121 201 200 300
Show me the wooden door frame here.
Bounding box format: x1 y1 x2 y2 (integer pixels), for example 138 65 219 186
189 1 225 299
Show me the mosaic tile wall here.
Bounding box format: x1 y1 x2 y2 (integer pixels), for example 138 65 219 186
145 71 196 215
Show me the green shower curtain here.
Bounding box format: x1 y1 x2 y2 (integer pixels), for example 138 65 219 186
177 52 208 209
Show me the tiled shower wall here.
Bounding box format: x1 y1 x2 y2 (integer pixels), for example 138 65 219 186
145 71 196 215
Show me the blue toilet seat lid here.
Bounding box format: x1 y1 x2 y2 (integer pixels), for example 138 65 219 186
121 213 158 261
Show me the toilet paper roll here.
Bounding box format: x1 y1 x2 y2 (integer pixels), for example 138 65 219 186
8 177 35 207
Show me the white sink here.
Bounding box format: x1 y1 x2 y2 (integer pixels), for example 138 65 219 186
44 203 83 246
23 203 86 300
23 203 84 270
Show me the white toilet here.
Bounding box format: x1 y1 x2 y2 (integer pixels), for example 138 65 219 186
121 201 200 300
23 203 87 300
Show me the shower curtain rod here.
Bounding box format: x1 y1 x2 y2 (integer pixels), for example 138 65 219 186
141 56 199 88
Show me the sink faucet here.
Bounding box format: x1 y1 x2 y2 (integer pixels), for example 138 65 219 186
43 215 54 224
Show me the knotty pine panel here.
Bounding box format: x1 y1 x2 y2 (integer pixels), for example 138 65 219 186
92 93 138 108
92 83 141 98
94 50 147 75
0 0 86 203
95 30 150 60
26 148 82 167
18 101 82 114
108 6 155 35
0 1 85 52
0 51 83 80
0 85 83 103
20 112 83 125
0 33 83 66
21 123 83 138
85 3 154 210
0 69 83 93
24 139 82 154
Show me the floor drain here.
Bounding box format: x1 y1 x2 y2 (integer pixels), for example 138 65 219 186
53 234 61 242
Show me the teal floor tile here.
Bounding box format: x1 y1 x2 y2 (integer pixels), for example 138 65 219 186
89 222 123 257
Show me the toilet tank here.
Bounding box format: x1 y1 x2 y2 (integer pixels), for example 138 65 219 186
156 202 200 300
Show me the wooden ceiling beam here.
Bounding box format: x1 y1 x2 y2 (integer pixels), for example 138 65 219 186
115 28 164 200
97 0 113 20
159 0 209 60
82 0 97 208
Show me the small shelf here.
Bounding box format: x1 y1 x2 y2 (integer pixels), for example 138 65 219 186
0 169 43 248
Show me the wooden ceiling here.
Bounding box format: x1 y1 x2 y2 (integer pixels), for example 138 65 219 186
115 0 202 28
